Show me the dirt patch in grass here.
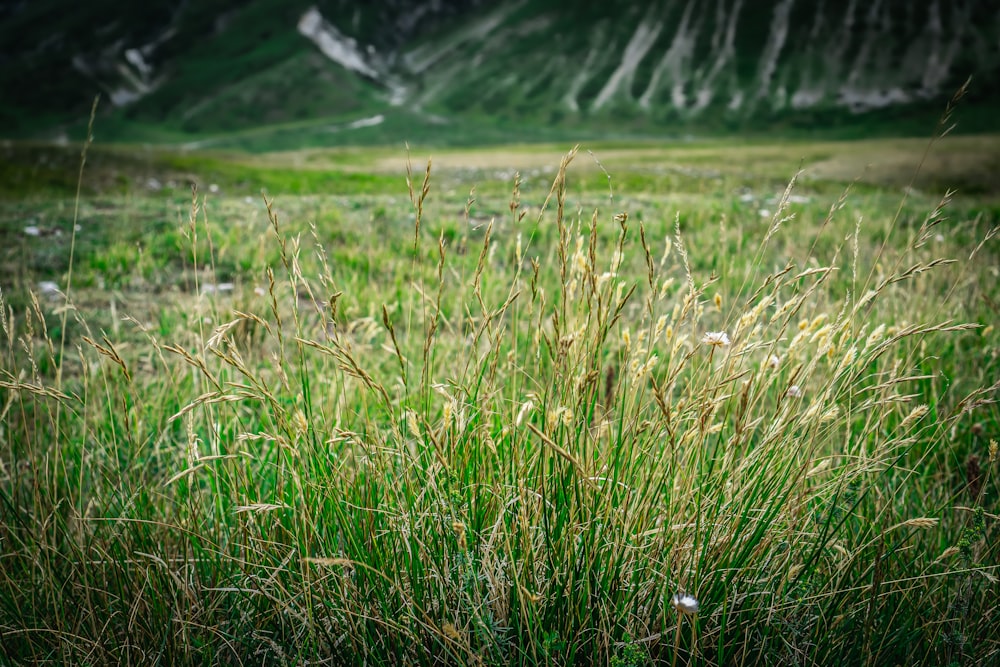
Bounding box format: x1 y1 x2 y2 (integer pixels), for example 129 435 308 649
805 134 1000 195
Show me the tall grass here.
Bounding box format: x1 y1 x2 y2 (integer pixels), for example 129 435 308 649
0 134 998 665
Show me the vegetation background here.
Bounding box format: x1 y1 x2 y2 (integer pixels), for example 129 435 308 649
1 1 998 664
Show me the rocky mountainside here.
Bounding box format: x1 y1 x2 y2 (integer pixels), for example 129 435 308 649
418 0 998 116
1 0 996 146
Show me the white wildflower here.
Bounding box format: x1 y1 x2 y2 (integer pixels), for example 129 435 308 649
671 592 699 616
702 331 731 347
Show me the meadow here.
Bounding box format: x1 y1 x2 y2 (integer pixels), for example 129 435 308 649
0 120 998 665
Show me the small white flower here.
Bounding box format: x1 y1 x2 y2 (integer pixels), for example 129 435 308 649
671 592 699 616
767 354 781 369
787 385 803 398
702 331 731 347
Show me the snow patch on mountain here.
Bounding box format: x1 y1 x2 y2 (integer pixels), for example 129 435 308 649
403 1 524 74
639 0 697 110
755 0 795 103
564 27 607 112
325 114 386 132
298 7 379 78
72 51 160 108
916 0 967 97
68 21 178 108
124 49 152 79
691 0 743 112
298 7 408 104
791 88 824 109
347 114 385 129
592 8 664 110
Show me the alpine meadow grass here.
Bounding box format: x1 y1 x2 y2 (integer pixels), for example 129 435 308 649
0 124 998 665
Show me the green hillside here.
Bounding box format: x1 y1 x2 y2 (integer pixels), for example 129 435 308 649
1 0 997 149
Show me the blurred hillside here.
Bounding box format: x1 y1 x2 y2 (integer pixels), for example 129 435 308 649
1 0 997 149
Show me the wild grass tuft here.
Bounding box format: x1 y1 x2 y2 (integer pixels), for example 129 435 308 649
0 132 998 665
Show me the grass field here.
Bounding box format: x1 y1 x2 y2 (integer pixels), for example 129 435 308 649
1 122 998 664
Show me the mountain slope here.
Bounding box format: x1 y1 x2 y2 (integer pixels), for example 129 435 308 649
407 0 998 118
1 0 997 147
0 0 482 137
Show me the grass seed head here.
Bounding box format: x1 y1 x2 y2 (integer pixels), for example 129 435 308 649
452 522 467 550
516 400 534 426
866 324 887 348
293 409 308 436
655 315 668 339
900 405 929 430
